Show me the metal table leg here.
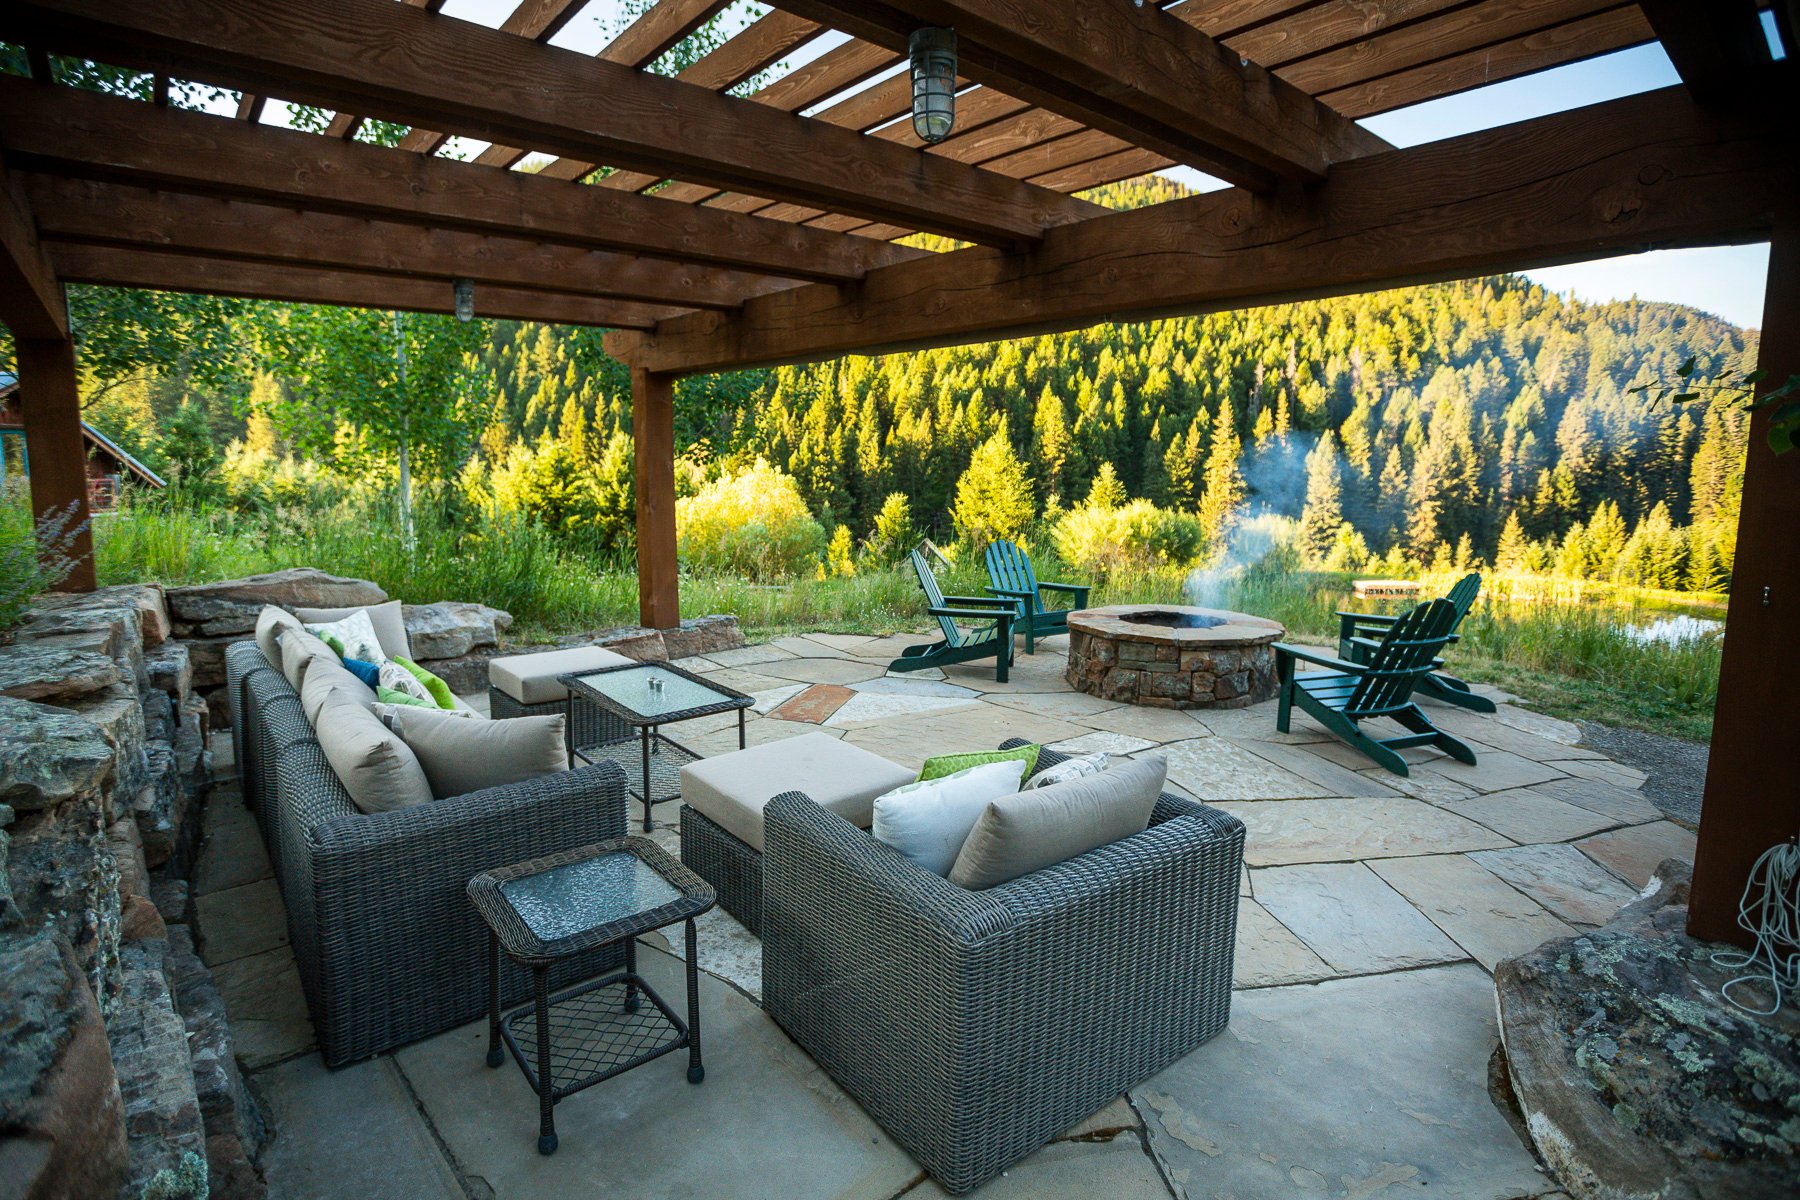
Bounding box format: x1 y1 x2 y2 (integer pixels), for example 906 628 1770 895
685 918 704 1084
485 931 503 1069
640 724 653 832
738 707 746 750
534 965 556 1156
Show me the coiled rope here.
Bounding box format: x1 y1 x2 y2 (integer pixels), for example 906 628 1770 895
1711 839 1800 1016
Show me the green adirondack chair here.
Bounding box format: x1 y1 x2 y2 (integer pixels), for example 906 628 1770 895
889 548 1017 682
1336 572 1496 714
1276 598 1477 776
982 538 1092 654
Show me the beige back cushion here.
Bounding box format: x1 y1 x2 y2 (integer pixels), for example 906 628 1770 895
312 684 434 813
255 605 303 666
301 658 371 725
294 600 411 661
948 754 1166 890
387 707 566 800
280 629 339 691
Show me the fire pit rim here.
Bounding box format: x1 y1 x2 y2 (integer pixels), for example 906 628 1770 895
1065 603 1284 648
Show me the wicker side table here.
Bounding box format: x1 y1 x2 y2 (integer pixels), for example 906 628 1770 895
468 837 716 1155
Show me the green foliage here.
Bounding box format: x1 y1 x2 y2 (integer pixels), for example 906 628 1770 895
1629 355 1800 455
866 493 918 564
826 524 857 577
1051 498 1204 578
1085 461 1127 508
952 426 1034 549
159 401 223 496
1 485 90 632
676 460 824 579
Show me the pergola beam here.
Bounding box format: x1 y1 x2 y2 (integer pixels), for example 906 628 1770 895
1638 0 1771 100
0 80 922 284
0 154 68 339
23 177 789 312
47 243 685 329
1 0 1101 245
772 0 1388 189
614 85 1795 374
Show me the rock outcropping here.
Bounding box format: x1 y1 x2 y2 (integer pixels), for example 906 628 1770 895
1496 858 1799 1199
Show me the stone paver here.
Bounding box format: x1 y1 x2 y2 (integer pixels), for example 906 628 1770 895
983 688 1127 721
1233 898 1335 988
1575 820 1698 889
1468 843 1639 927
804 632 881 652
902 1131 1171 1198
1252 862 1466 973
1068 704 1209 745
395 946 922 1200
1376 768 1480 804
1047 730 1156 756
768 635 851 659
212 945 314 1069
194 796 272 896
769 682 856 723
758 656 890 686
1192 704 1331 742
1529 774 1663 825
195 877 288 966
683 716 843 757
258 1054 463 1199
1417 747 1567 793
1438 787 1624 845
839 705 1088 771
1549 756 1649 790
1157 738 1330 802
704 644 798 669
1234 738 1403 798
1217 795 1512 867
1135 965 1549 1199
1370 854 1578 970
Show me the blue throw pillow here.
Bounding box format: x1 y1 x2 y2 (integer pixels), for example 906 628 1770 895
340 657 381 693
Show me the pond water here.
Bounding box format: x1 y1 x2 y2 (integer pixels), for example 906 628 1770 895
1626 614 1724 646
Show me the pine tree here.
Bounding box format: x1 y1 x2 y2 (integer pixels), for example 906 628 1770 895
1298 431 1344 564
951 424 1035 548
1494 511 1528 571
1086 461 1127 509
1197 399 1245 542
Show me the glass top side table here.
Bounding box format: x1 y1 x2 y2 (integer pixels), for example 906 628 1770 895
560 661 754 832
468 836 716 1156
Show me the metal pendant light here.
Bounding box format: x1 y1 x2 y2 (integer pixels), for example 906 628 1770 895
453 278 475 322
909 27 957 144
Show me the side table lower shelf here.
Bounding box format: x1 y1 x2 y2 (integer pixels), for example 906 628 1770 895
573 732 702 831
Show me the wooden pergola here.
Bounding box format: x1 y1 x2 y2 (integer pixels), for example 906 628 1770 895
0 0 1793 942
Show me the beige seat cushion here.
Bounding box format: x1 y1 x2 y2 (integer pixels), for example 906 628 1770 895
300 657 372 725
312 684 434 814
948 755 1166 890
679 731 914 853
488 645 634 706
295 600 410 661
386 707 566 799
279 629 340 691
255 604 303 666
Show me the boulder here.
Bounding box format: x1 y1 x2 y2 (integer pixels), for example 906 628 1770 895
165 569 386 636
144 641 194 702
0 645 125 706
0 931 130 1200
663 614 747 659
0 698 115 814
135 585 172 649
182 637 233 690
169 926 269 1160
110 938 209 1200
5 798 122 994
409 648 502 697
1496 859 1800 1199
12 587 148 691
403 600 513 661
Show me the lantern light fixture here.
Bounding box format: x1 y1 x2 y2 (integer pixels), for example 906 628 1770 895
909 27 957 145
453 278 475 322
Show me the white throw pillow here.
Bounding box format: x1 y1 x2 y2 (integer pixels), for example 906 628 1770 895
295 600 411 661
870 759 1027 877
304 608 384 665
1026 751 1109 790
378 659 435 704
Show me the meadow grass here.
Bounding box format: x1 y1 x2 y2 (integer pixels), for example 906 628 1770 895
85 497 1721 741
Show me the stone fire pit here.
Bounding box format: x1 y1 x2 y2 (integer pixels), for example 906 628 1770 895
1064 604 1284 709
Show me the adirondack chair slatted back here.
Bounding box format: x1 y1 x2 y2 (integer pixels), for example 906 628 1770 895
1344 599 1461 716
985 539 1038 609
1445 573 1482 622
910 549 962 644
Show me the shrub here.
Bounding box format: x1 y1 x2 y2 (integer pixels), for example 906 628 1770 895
1051 499 1204 577
676 459 824 579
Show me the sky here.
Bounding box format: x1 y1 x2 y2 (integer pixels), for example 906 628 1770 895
298 1 1776 329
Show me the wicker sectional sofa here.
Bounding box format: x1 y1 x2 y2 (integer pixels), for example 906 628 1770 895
224 640 629 1066
758 741 1247 1195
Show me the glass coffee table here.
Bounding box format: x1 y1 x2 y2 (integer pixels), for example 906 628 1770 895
559 662 754 832
468 837 715 1156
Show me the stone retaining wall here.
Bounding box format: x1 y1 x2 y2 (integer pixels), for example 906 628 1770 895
2 585 262 1200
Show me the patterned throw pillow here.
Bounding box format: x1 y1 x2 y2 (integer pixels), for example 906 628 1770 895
378 658 435 705
916 743 1040 783
304 608 384 665
392 656 456 710
1025 751 1110 790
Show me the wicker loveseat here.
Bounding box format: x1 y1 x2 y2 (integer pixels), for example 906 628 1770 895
760 741 1246 1195
224 640 629 1066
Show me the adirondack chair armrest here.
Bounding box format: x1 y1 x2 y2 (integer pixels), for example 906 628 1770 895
1036 581 1088 596
929 606 1014 623
1336 609 1399 627
941 594 1016 608
1273 642 1365 674
983 586 1037 599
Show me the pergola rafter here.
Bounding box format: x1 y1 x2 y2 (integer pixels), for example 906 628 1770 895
0 0 1793 951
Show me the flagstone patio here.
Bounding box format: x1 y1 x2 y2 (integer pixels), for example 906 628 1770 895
195 631 1695 1199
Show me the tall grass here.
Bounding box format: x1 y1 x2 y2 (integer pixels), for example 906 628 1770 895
88 495 1721 740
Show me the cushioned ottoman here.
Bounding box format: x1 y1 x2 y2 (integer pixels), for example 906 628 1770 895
679 731 914 935
488 645 634 752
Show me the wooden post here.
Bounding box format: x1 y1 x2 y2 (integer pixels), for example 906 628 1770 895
1687 212 1800 944
16 333 95 592
632 364 679 630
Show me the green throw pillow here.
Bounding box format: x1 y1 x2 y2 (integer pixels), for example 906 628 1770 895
394 656 456 710
376 685 435 709
917 744 1040 784
318 632 346 659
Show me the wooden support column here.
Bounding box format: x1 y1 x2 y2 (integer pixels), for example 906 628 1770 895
16 333 95 592
632 365 680 630
1688 211 1800 944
